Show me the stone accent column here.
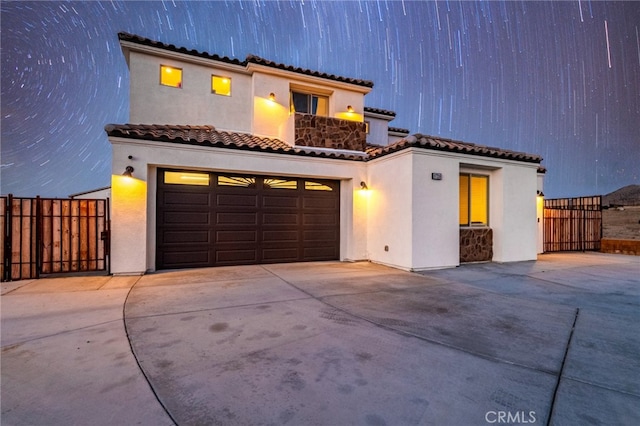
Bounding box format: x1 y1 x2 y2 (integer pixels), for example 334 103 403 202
460 228 493 262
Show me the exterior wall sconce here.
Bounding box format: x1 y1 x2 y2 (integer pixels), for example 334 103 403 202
269 92 276 101
347 105 354 113
537 190 544 197
123 166 134 177
360 181 368 190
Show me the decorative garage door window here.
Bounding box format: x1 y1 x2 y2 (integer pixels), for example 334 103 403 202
164 171 210 186
157 169 340 269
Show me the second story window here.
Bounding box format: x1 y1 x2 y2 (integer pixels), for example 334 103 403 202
160 65 182 88
291 90 328 116
212 75 231 96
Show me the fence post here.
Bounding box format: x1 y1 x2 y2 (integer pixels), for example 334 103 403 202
2 195 11 282
35 196 42 279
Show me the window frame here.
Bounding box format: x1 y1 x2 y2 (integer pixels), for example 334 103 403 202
211 74 231 96
459 173 489 227
290 89 329 116
159 65 183 88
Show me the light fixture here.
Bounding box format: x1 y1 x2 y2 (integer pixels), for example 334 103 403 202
123 166 134 177
360 181 368 190
269 92 276 101
347 105 354 113
537 190 544 197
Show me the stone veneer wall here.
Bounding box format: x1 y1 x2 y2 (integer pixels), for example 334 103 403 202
460 228 493 262
295 113 367 151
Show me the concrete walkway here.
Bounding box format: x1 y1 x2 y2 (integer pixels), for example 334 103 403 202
2 252 638 425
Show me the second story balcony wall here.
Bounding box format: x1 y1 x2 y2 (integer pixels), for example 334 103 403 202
294 113 367 152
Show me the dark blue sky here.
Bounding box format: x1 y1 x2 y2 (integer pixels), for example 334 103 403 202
2 1 639 198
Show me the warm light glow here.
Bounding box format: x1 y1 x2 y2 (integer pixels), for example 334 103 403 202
112 174 147 201
212 75 231 96
165 171 210 186
335 111 364 122
160 65 182 88
347 105 354 113
269 92 276 101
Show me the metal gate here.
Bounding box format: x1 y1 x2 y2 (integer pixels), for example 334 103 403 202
543 196 602 252
1 195 110 282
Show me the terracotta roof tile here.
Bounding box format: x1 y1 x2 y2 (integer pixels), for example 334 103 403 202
246 55 373 88
118 32 373 88
364 107 396 117
388 127 410 134
372 134 543 163
104 124 368 161
106 125 542 164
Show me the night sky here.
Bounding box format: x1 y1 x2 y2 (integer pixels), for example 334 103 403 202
2 1 639 198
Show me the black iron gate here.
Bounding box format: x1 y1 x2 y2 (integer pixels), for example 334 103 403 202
1 195 110 282
543 196 602 252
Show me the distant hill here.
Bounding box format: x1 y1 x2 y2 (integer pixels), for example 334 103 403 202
603 185 640 206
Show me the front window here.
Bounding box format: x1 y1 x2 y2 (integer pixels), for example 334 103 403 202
160 65 182 88
212 75 231 96
459 174 488 226
291 91 328 116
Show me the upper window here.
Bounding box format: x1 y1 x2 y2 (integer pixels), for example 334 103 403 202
212 75 231 96
160 65 182 88
459 174 488 226
291 91 328 116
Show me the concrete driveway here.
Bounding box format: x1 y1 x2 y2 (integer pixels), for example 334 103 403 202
2 252 639 425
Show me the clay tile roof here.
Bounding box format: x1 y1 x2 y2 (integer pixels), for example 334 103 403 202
388 127 410 134
371 134 543 163
104 124 368 161
118 32 243 66
364 107 396 117
246 55 374 88
118 32 373 88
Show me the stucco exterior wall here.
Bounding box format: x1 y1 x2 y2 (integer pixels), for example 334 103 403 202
411 151 461 270
365 116 390 146
110 138 368 274
128 51 253 131
366 151 414 270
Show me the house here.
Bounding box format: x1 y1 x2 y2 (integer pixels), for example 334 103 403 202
106 32 545 275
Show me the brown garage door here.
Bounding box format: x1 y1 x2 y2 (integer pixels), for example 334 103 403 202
156 169 340 269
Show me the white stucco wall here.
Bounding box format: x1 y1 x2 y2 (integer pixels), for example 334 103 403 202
365 116 390 146
128 51 253 131
411 151 461 270
110 138 368 274
366 151 414 270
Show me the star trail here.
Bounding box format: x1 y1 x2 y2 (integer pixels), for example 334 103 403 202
1 1 639 197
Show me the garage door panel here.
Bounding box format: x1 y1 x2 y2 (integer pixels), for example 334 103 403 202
161 230 211 244
263 195 299 209
263 213 298 225
162 250 211 267
162 211 211 225
216 230 258 243
216 194 258 207
262 248 298 262
303 213 338 225
303 246 338 259
216 212 258 225
162 191 211 206
303 197 338 209
303 229 338 242
263 230 298 242
216 249 258 264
